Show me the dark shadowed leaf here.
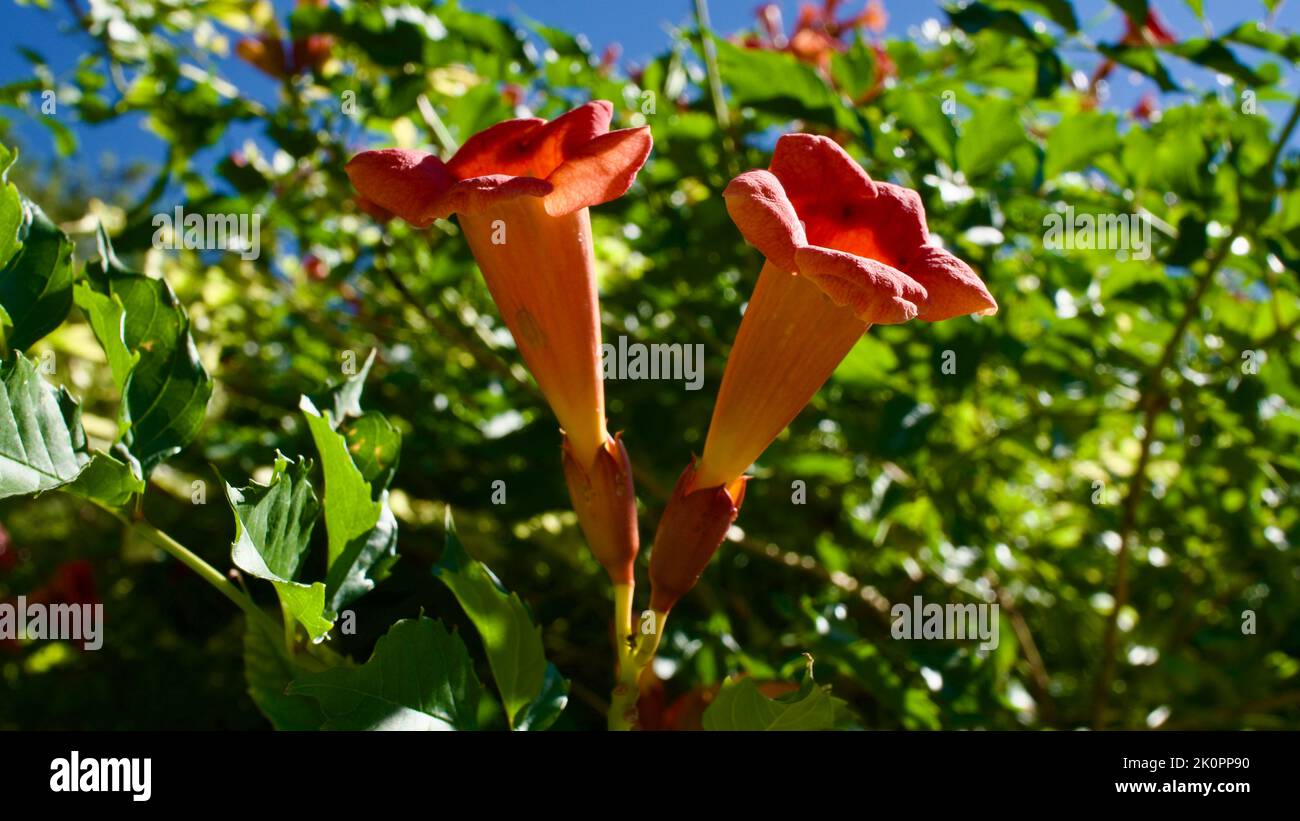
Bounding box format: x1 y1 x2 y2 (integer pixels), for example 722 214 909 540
288 616 482 730
433 510 569 730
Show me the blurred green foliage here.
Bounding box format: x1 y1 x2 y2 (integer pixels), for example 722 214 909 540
1 0 1298 730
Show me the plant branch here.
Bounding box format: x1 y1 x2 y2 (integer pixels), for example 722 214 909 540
1090 97 1300 728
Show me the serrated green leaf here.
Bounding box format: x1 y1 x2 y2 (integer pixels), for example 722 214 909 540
309 348 376 429
432 510 568 730
224 453 333 642
339 410 401 492
702 656 836 731
0 351 89 499
82 228 212 475
287 616 482 730
63 448 145 509
301 396 397 611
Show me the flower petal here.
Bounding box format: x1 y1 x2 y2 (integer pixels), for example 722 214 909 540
794 245 927 324
430 174 553 219
449 101 615 182
344 149 454 228
767 135 879 247
905 244 998 321
543 126 653 216
722 170 807 272
855 182 930 266
769 133 877 206
447 117 546 179
527 100 615 176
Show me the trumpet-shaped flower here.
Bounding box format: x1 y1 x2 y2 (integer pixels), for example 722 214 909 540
649 133 995 612
346 101 652 585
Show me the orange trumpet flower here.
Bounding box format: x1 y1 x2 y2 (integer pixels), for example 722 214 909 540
649 134 996 613
345 101 652 587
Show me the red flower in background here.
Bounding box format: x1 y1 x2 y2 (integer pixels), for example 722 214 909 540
0 523 15 574
235 0 334 79
744 2 895 101
1089 7 1177 99
0 560 98 654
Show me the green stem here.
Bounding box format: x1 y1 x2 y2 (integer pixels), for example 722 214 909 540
607 609 666 730
133 519 256 617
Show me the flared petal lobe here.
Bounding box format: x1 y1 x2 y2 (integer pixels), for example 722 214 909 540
723 170 806 273
345 149 455 228
793 246 927 324
905 244 998 321
348 100 651 222
543 126 654 216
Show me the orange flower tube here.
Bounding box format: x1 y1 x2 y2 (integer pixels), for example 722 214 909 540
649 134 996 614
345 101 652 588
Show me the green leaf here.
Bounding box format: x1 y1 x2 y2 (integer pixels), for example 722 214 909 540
946 3 1045 45
432 510 569 730
1097 44 1178 92
702 655 836 731
889 88 957 164
339 411 401 492
711 36 856 132
1169 39 1278 87
1223 22 1300 62
309 348 376 429
956 97 1029 179
82 228 212 475
1110 0 1149 22
987 0 1079 32
243 619 326 731
0 351 89 500
224 453 333 642
1044 111 1120 179
0 145 22 266
0 198 75 353
287 616 482 730
72 283 137 392
63 448 145 509
301 396 397 611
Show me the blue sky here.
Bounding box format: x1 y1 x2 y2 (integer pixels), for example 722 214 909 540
0 0 1296 177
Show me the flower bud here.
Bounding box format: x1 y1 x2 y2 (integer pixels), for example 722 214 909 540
648 460 748 613
562 433 639 585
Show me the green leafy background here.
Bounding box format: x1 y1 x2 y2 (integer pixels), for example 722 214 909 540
1 0 1298 730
